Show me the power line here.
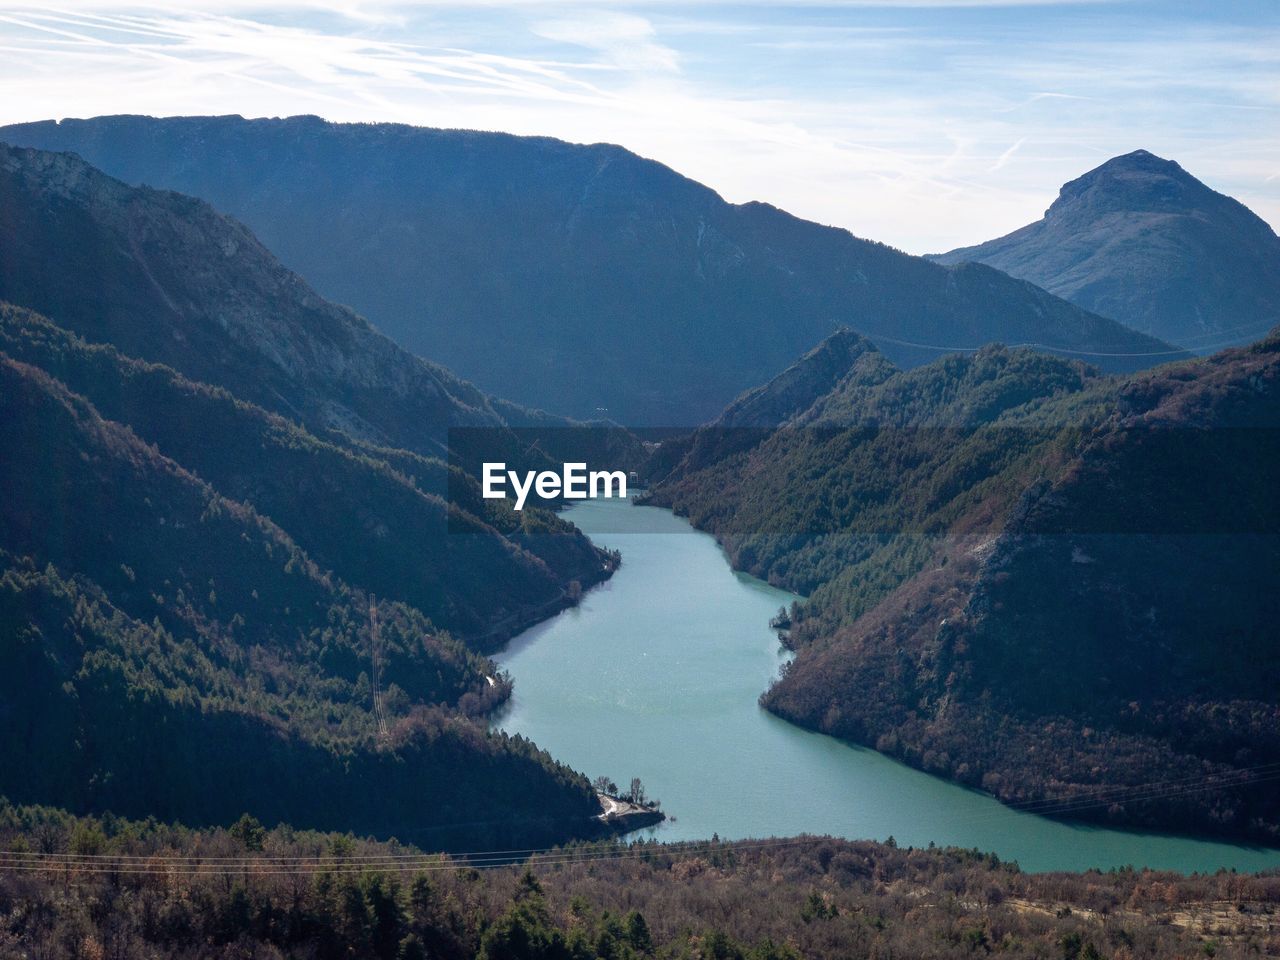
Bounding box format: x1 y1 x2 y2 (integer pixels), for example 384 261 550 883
0 836 828 877
369 597 390 741
863 328 1276 359
3 763 1277 876
1166 318 1279 346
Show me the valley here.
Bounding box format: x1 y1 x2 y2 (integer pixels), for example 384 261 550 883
0 52 1278 954
495 497 1280 874
644 331 1280 848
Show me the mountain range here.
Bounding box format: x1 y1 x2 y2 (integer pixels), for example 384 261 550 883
2 120 1278 849
932 150 1280 351
0 115 1185 424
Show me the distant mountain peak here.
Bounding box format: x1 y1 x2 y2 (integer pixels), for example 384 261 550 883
1076 149 1187 184
1102 148 1170 167
1050 150 1203 217
932 151 1280 349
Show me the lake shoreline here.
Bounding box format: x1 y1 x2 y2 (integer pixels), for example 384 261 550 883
638 497 1280 855
495 497 1280 874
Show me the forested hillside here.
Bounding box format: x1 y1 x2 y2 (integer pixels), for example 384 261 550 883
4 802 1278 959
0 306 607 641
0 335 607 847
647 332 1280 842
0 143 625 847
0 116 1184 424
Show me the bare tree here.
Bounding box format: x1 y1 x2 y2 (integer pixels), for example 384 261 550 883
592 775 618 796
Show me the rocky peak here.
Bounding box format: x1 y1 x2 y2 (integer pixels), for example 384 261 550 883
1048 149 1203 219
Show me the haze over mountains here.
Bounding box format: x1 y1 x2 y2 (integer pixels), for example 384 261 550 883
933 150 1280 351
0 115 1184 425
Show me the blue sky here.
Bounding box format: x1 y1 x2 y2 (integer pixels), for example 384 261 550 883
1 1 1276 253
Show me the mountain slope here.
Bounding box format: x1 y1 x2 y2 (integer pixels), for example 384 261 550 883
0 304 609 642
0 142 621 642
0 115 1186 424
647 334 1280 842
0 142 627 845
932 150 1280 351
0 350 601 845
0 141 527 459
712 328 891 429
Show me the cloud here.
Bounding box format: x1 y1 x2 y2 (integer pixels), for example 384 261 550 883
0 8 620 110
988 137 1025 172
533 12 678 72
0 2 1275 253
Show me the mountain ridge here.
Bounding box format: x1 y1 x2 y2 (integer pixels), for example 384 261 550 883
0 142 628 846
0 115 1187 424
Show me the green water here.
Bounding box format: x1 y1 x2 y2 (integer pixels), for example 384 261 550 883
495 497 1280 874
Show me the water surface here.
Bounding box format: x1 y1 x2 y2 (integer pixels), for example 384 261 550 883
496 497 1280 873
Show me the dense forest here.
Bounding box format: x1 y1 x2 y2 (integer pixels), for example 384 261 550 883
0 305 609 642
0 347 605 847
646 331 1280 843
0 142 638 849
3 801 1278 959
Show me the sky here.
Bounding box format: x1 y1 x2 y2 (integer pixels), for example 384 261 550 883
1 0 1277 254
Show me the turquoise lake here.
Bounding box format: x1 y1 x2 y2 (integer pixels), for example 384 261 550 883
495 496 1280 874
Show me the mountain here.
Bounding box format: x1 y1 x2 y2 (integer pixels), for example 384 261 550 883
0 115 1186 425
0 342 600 846
0 141 623 641
0 142 627 845
0 141 521 459
0 305 608 642
932 150 1280 351
645 333 1280 842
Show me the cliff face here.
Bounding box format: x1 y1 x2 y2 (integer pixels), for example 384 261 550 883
933 150 1280 350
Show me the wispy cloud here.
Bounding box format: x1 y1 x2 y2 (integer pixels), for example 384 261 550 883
988 137 1025 172
533 12 678 72
0 2 1275 253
